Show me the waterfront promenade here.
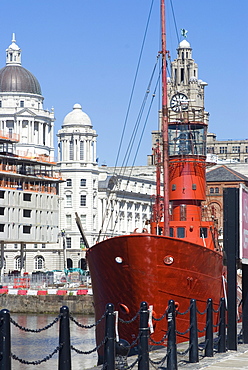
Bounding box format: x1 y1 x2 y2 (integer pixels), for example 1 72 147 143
87 343 248 369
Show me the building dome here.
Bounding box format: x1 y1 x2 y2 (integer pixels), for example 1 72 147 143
178 39 191 49
62 104 92 127
0 65 42 95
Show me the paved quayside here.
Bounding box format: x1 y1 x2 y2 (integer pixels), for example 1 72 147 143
86 343 248 369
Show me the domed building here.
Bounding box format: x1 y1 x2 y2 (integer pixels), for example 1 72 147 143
57 103 99 269
0 34 54 158
0 35 60 278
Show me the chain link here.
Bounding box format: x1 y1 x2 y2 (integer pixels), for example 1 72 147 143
149 353 167 367
10 314 61 332
149 332 168 345
152 309 167 322
71 336 105 355
11 343 63 365
177 344 191 356
118 311 139 324
212 306 220 313
197 306 208 315
70 311 106 328
126 355 141 369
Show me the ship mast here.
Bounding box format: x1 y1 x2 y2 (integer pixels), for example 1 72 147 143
161 0 170 236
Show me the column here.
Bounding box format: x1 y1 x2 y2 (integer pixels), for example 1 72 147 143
0 241 4 283
20 242 25 276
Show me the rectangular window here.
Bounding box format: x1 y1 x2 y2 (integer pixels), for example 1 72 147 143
66 194 72 207
232 146 240 153
80 214 86 228
23 193 32 201
34 244 38 248
80 179 86 187
69 141 74 160
207 147 214 154
42 243 46 248
80 195 86 206
66 214 72 228
246 146 248 153
180 68 184 82
169 227 174 237
0 224 4 232
66 237 71 248
23 225 31 234
80 141 84 160
23 209 31 217
66 179 72 187
219 147 227 154
200 227 208 238
20 101 24 108
0 101 2 108
180 204 187 221
0 207 4 215
0 191 5 199
177 227 185 238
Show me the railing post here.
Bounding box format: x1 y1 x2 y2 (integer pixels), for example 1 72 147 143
189 299 199 363
0 309 11 370
218 298 226 353
59 306 71 370
103 303 115 370
205 298 213 357
167 300 177 370
138 301 149 370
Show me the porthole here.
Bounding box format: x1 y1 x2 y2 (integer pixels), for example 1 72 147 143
163 255 174 265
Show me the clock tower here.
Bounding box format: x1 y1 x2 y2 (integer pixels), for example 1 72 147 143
168 39 209 125
148 38 209 163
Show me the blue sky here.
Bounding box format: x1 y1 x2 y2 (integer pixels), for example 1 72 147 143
0 0 247 166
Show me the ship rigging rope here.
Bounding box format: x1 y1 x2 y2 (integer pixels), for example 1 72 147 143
100 65 162 239
113 0 155 172
96 0 159 241
97 0 180 240
169 0 180 44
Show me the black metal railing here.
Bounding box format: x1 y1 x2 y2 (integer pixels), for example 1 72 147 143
0 297 241 370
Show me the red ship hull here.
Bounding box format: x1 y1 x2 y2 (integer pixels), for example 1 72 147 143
87 233 224 358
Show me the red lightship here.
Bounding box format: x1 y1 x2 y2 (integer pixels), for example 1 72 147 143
87 0 224 362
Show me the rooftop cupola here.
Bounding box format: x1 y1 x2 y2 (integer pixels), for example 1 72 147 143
6 33 22 65
177 39 192 60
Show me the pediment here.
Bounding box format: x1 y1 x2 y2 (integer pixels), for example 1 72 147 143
15 108 37 117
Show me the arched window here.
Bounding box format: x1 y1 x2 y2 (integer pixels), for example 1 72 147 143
67 258 73 269
79 258 87 270
215 187 219 194
210 187 214 194
35 256 45 270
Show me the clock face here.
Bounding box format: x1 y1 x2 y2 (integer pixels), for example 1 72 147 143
170 93 188 112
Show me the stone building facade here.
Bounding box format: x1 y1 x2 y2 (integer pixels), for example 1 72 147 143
207 132 248 164
0 35 60 275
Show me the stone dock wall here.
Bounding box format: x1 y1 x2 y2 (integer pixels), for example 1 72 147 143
0 294 95 315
